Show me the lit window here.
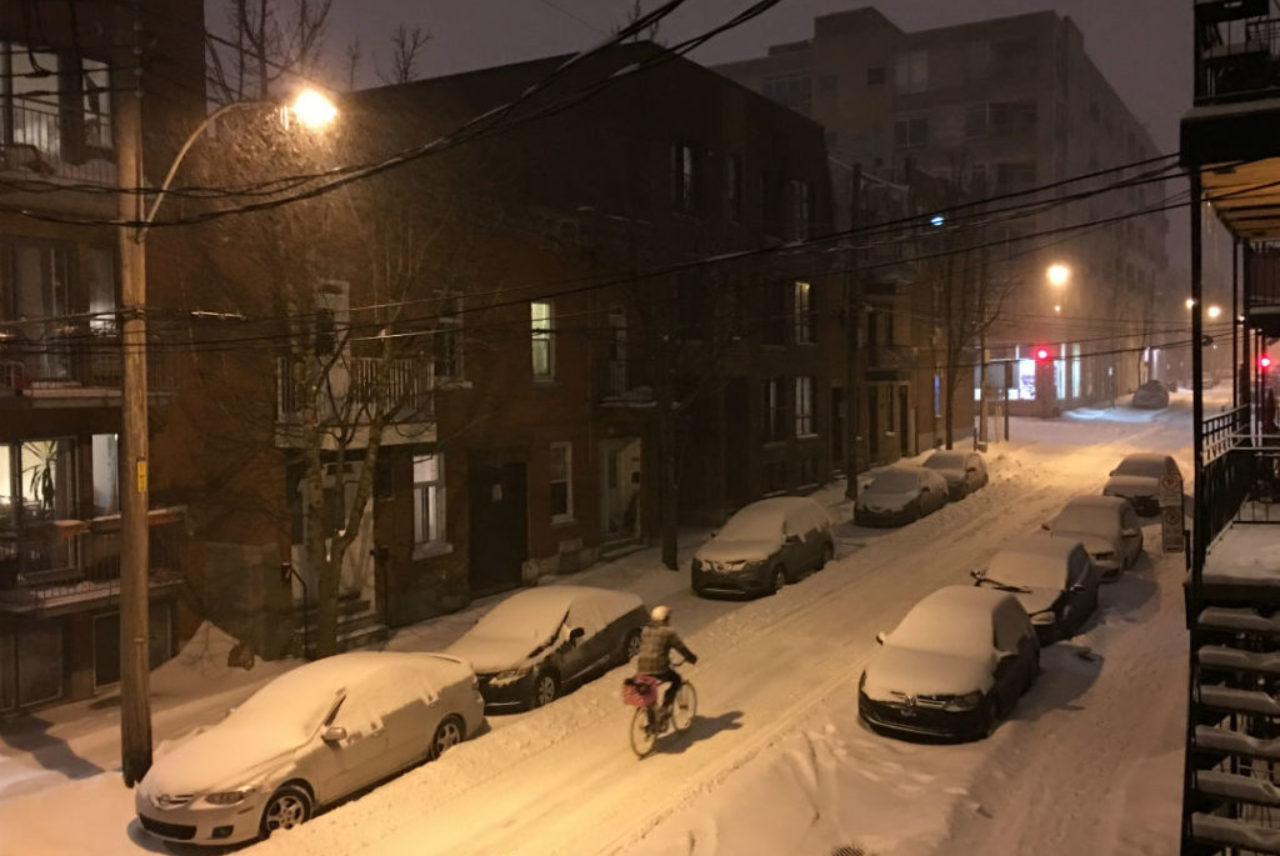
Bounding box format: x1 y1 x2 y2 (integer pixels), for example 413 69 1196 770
671 143 697 213
550 442 573 522
531 300 555 380
795 376 815 436
413 454 445 546
789 180 811 240
793 281 814 344
434 295 464 381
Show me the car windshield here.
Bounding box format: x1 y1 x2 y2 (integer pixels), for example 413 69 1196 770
718 506 784 541
1053 506 1117 534
869 470 917 493
226 667 349 741
1115 456 1167 478
470 590 571 641
985 551 1069 591
924 453 965 470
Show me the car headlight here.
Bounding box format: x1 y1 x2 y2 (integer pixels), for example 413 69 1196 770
205 787 256 806
1030 611 1056 626
493 665 533 683
947 691 983 710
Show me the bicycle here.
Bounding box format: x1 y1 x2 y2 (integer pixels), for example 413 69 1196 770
622 659 698 758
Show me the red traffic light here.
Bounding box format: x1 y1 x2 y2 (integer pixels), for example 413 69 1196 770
1035 347 1051 362
1263 355 1273 370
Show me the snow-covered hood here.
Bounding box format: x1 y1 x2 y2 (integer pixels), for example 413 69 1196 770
695 537 780 565
862 646 995 699
446 634 543 674
857 490 916 513
1010 587 1062 618
1104 475 1158 498
142 724 299 797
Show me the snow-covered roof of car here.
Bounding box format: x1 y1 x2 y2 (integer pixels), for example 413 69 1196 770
867 466 928 492
923 451 968 469
1062 495 1129 511
461 586 641 644
888 585 1013 658
985 535 1082 591
719 496 828 539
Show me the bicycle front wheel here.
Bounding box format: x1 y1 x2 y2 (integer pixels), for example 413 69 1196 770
630 708 656 757
672 682 697 732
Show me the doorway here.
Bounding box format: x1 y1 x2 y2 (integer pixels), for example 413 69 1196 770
899 386 911 456
467 457 527 594
599 438 642 540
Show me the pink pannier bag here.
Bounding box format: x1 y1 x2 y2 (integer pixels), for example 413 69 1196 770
622 674 660 708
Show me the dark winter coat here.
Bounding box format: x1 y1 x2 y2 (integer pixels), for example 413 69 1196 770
636 622 695 674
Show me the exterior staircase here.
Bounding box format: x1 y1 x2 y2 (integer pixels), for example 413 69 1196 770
293 590 388 657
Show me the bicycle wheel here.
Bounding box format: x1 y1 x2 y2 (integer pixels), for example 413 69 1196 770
671 682 697 732
630 708 656 758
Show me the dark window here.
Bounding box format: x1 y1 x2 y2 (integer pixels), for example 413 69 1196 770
964 105 988 139
549 443 572 521
727 154 743 222
764 377 786 442
795 376 815 436
789 179 812 240
893 117 928 148
762 281 789 344
671 143 698 214
762 74 812 114
434 295 463 380
760 168 784 237
990 101 1037 137
866 66 885 85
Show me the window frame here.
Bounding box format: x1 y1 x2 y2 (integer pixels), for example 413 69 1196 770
531 299 555 381
671 142 698 214
764 377 786 443
549 441 574 524
795 376 815 437
793 280 815 344
434 294 464 382
412 453 448 554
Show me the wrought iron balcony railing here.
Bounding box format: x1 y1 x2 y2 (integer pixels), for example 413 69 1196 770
0 330 177 396
276 355 435 424
1194 2 1280 105
1 100 117 187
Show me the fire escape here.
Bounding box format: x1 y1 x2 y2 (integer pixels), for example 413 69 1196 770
1183 1 1280 852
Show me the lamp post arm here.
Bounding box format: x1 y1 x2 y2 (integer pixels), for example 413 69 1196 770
139 99 267 237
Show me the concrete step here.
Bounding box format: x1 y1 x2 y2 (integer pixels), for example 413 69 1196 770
599 537 646 563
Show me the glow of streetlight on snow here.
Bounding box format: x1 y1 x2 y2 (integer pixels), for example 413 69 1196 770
1046 264 1070 287
290 88 338 130
1208 304 1222 319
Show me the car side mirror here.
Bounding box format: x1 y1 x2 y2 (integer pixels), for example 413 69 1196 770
1109 469 1117 477
322 725 348 743
875 631 887 645
568 626 585 642
1069 583 1086 593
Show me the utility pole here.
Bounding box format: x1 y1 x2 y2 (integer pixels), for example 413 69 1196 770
117 0 152 786
976 247 988 450
844 164 861 500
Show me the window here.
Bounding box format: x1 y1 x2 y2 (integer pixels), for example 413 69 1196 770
866 66 886 85
91 434 118 517
413 454 446 547
1 43 114 171
762 74 812 114
894 50 928 94
760 168 784 237
764 460 788 493
549 442 573 522
966 41 990 82
893 117 928 148
81 58 112 151
531 299 555 380
990 101 1037 137
14 623 61 707
727 154 743 222
795 376 815 436
85 247 117 334
764 377 786 442
8 242 73 380
314 308 336 356
789 179 812 240
793 281 814 344
671 143 698 213
964 104 988 139
434 295 464 381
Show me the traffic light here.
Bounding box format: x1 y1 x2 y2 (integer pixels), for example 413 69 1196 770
1262 355 1273 370
1035 346 1052 362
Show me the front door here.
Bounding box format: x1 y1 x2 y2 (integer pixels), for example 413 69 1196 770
899 386 911 456
599 438 642 539
467 457 527 595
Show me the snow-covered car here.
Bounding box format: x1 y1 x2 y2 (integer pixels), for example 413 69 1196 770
135 652 484 846
854 466 949 526
1131 380 1170 410
1043 495 1143 577
446 585 647 710
691 496 834 597
972 535 1100 643
1102 452 1184 516
922 450 989 500
859 586 1039 741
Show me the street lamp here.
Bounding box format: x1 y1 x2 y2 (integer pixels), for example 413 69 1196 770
1046 263 1070 287
1186 297 1196 309
115 85 337 786
1208 304 1223 319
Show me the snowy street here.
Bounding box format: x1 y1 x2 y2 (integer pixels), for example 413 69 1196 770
0 396 1202 856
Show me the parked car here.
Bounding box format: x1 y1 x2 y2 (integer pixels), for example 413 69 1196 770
858 585 1040 741
854 466 949 526
972 535 1101 643
1043 495 1143 576
692 496 834 597
922 450 989 500
1102 452 1184 516
445 585 647 710
136 652 484 846
1131 380 1171 410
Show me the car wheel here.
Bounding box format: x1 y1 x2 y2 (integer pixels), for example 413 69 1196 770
529 670 559 709
622 629 642 663
260 783 312 838
429 715 465 760
771 565 787 594
818 541 834 570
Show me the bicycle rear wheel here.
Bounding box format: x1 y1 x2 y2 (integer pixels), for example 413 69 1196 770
671 682 697 732
630 708 656 757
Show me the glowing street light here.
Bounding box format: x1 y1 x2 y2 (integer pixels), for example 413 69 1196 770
1186 297 1196 309
289 88 338 130
1046 264 1070 287
1053 304 1062 313
1208 304 1222 319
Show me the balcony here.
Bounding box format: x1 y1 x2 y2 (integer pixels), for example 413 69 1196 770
0 508 186 615
275 356 436 449
1194 1 1280 105
0 330 177 405
0 101 116 188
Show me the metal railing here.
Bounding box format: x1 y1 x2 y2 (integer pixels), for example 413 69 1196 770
1194 11 1280 105
0 331 176 394
1 100 117 187
276 355 435 423
0 513 185 610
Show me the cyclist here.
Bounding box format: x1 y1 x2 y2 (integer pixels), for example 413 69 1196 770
636 605 697 725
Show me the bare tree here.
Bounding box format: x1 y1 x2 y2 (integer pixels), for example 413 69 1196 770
206 0 333 103
376 24 432 86
343 39 362 91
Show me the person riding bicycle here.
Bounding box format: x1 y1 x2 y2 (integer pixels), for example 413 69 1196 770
636 605 697 723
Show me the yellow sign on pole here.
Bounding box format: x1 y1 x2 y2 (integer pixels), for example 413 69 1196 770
136 459 148 494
